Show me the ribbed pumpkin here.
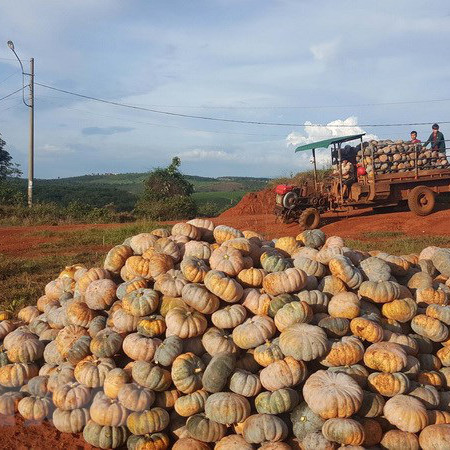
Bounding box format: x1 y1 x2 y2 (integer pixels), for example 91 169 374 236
52 407 90 433
104 245 133 274
104 368 130 399
232 315 276 349
367 372 410 397
90 391 129 426
329 256 363 289
320 336 364 367
180 256 210 283
166 308 207 338
382 297 418 323
328 292 360 319
380 429 420 450
175 389 209 417
154 336 183 366
83 420 129 449
303 370 363 419
127 433 170 450
122 333 161 362
155 270 188 297
181 284 220 314
53 381 91 410
90 328 123 358
131 361 171 391
171 353 205 394
210 246 244 277
263 268 307 296
322 417 365 446
350 317 384 342
260 357 307 391
229 369 262 397
255 388 299 415
204 270 244 303
202 353 236 393
384 394 428 433
279 323 329 361
0 391 26 415
242 414 288 444
85 279 117 310
122 288 160 317
205 392 251 424
254 339 284 367
364 342 407 373
0 362 39 387
74 356 115 388
213 225 244 245
211 304 247 329
274 301 312 331
202 327 237 356
411 314 449 342
137 315 167 337
18 395 52 421
237 268 267 288
118 382 155 412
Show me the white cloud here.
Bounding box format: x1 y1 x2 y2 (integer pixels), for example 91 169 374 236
178 149 240 162
310 39 340 62
286 116 378 147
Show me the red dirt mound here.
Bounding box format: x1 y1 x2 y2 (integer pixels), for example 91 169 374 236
220 188 275 217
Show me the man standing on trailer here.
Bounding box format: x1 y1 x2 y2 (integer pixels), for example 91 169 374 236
424 123 446 151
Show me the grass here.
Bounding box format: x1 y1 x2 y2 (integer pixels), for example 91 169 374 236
0 221 162 312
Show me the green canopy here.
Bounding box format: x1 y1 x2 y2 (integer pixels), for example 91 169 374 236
294 133 365 152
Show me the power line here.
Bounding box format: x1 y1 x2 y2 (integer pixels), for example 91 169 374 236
0 70 19 85
36 96 286 138
0 86 26 102
35 82 450 128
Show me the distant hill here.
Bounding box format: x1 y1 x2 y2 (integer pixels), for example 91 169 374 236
9 173 271 212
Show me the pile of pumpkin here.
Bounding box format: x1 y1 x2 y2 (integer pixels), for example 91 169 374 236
1 220 450 450
356 140 449 175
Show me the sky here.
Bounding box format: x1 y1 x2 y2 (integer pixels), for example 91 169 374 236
0 0 449 179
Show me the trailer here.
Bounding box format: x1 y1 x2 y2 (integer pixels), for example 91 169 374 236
274 133 450 229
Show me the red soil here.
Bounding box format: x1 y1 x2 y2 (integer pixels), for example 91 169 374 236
0 414 93 450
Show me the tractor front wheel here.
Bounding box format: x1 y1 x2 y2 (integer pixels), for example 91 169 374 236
298 208 321 230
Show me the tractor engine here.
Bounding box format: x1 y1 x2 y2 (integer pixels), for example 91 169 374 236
274 184 325 229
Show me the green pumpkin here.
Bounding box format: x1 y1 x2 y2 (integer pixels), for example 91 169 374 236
290 401 325 440
202 353 236 393
82 420 129 449
255 388 299 414
267 294 296 318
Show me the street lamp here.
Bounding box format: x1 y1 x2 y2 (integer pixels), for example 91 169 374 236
7 40 34 208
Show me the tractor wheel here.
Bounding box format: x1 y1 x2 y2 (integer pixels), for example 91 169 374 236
407 186 435 216
299 208 321 230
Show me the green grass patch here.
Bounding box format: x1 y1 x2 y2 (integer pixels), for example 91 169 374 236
346 235 450 255
359 231 406 239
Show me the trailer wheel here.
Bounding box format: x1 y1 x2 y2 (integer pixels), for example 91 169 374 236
407 186 435 216
299 208 320 230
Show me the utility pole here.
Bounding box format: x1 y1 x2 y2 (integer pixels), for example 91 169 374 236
28 58 34 207
7 41 34 207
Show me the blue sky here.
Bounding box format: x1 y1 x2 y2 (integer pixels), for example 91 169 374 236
0 0 449 179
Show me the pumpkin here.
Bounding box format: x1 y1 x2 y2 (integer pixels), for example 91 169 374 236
204 270 243 303
367 372 410 397
229 369 262 397
232 315 276 349
90 391 129 426
202 353 236 393
427 304 450 325
215 434 253 450
320 336 364 367
104 368 130 399
181 256 210 283
126 407 170 436
254 339 284 367
294 257 326 278
202 327 237 356
255 388 299 415
184 240 213 261
117 382 155 412
382 297 418 323
242 414 288 444
154 237 182 262
175 389 209 417
303 370 363 419
171 353 205 394
83 420 129 449
263 268 307 296
409 384 440 409
358 390 385 418
104 245 133 274
427 409 450 425
127 433 170 450
416 287 448 306
318 316 350 338
166 308 207 338
137 315 166 337
55 325 89 358
154 335 183 366
7 337 45 363
53 407 89 434
90 328 123 358
242 289 271 315
364 342 408 372
122 333 161 362
211 304 246 329
122 288 160 317
358 280 401 303
237 268 267 288
329 256 363 289
84 279 117 310
213 225 244 244
18 395 52 421
384 394 428 432
53 381 91 410
0 391 26 415
182 284 220 315
261 253 293 273
172 222 201 240
74 356 115 388
318 275 347 297
132 360 171 391
322 417 365 446
328 292 360 319
210 246 244 277
279 323 329 361
274 301 312 331
411 314 449 342
205 392 251 425
260 357 307 391
116 278 148 300
155 270 188 297
350 317 384 342
0 362 39 387
380 429 420 450
172 437 209 449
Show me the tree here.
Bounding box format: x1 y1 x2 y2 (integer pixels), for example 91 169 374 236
136 157 197 220
0 134 23 205
0 134 22 179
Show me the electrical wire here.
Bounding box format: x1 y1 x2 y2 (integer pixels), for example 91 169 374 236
35 96 287 138
0 70 19 85
35 82 450 128
0 86 26 102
